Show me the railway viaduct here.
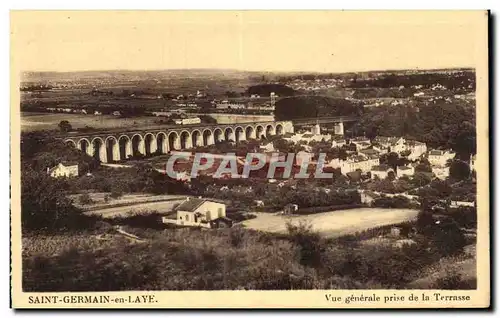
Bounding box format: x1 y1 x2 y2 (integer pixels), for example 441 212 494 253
62 121 295 163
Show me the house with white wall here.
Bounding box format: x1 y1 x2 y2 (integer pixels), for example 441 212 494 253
404 140 428 160
428 149 456 166
397 165 415 178
373 136 406 153
162 198 232 228
350 137 371 151
340 154 379 174
48 162 79 178
432 166 450 180
370 164 394 180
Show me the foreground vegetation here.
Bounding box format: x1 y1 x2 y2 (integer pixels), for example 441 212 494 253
22 209 476 291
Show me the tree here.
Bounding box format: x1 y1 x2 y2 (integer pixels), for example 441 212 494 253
21 168 89 232
58 120 72 132
411 172 432 187
449 160 471 181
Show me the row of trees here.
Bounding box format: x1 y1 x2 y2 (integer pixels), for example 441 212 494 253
275 96 363 121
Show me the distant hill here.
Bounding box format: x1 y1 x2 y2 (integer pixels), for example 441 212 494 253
274 96 362 120
21 69 259 84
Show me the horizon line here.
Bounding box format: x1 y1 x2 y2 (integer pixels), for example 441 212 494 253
21 66 476 76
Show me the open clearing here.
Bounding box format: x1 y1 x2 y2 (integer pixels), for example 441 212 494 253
21 112 164 132
21 112 273 132
70 193 186 210
85 198 186 218
242 208 419 238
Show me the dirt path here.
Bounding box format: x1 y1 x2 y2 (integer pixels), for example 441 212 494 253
242 208 419 238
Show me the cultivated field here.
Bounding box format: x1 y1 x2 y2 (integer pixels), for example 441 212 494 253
21 112 165 132
85 198 186 218
242 208 419 238
21 112 273 132
70 193 186 210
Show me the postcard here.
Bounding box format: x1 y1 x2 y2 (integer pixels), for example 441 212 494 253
10 10 490 309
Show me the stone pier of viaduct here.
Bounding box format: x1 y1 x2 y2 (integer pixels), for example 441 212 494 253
63 121 294 163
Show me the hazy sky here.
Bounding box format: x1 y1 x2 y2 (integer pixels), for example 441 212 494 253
11 11 487 73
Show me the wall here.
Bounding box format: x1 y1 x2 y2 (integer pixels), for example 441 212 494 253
195 201 226 221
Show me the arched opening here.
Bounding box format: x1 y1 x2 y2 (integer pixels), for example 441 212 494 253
168 132 179 151
91 138 104 162
256 125 264 139
235 126 244 142
156 132 167 154
276 124 284 135
131 134 144 157
245 126 255 140
214 128 223 143
105 136 119 162
202 129 213 146
180 131 191 149
266 125 275 137
191 130 202 148
78 138 90 155
118 135 131 160
144 133 156 156
224 127 235 142
65 139 76 148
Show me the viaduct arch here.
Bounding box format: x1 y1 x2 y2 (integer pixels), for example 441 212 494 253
63 121 294 163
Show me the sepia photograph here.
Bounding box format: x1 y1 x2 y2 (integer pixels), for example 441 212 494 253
10 10 489 308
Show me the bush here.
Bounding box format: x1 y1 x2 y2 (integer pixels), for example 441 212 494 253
110 189 123 199
286 220 323 268
432 271 476 290
78 193 94 205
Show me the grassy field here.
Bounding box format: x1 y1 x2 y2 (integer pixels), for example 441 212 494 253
21 112 167 132
70 193 186 210
85 199 186 218
242 208 419 238
21 112 274 132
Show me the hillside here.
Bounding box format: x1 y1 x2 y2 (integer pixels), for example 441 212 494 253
274 96 363 120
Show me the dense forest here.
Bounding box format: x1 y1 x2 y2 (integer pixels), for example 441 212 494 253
274 96 363 120
352 101 476 158
247 83 296 97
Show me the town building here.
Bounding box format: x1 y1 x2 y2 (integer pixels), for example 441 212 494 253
428 149 456 166
331 135 347 148
162 198 232 228
283 125 332 144
370 164 394 180
340 154 380 174
404 140 428 160
350 137 371 151
283 204 299 214
259 141 275 152
48 162 79 178
216 101 246 109
174 116 201 125
397 165 415 178
432 166 450 180
372 144 389 154
373 136 406 153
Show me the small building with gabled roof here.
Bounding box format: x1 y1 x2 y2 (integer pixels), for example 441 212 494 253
48 161 79 178
162 197 230 228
